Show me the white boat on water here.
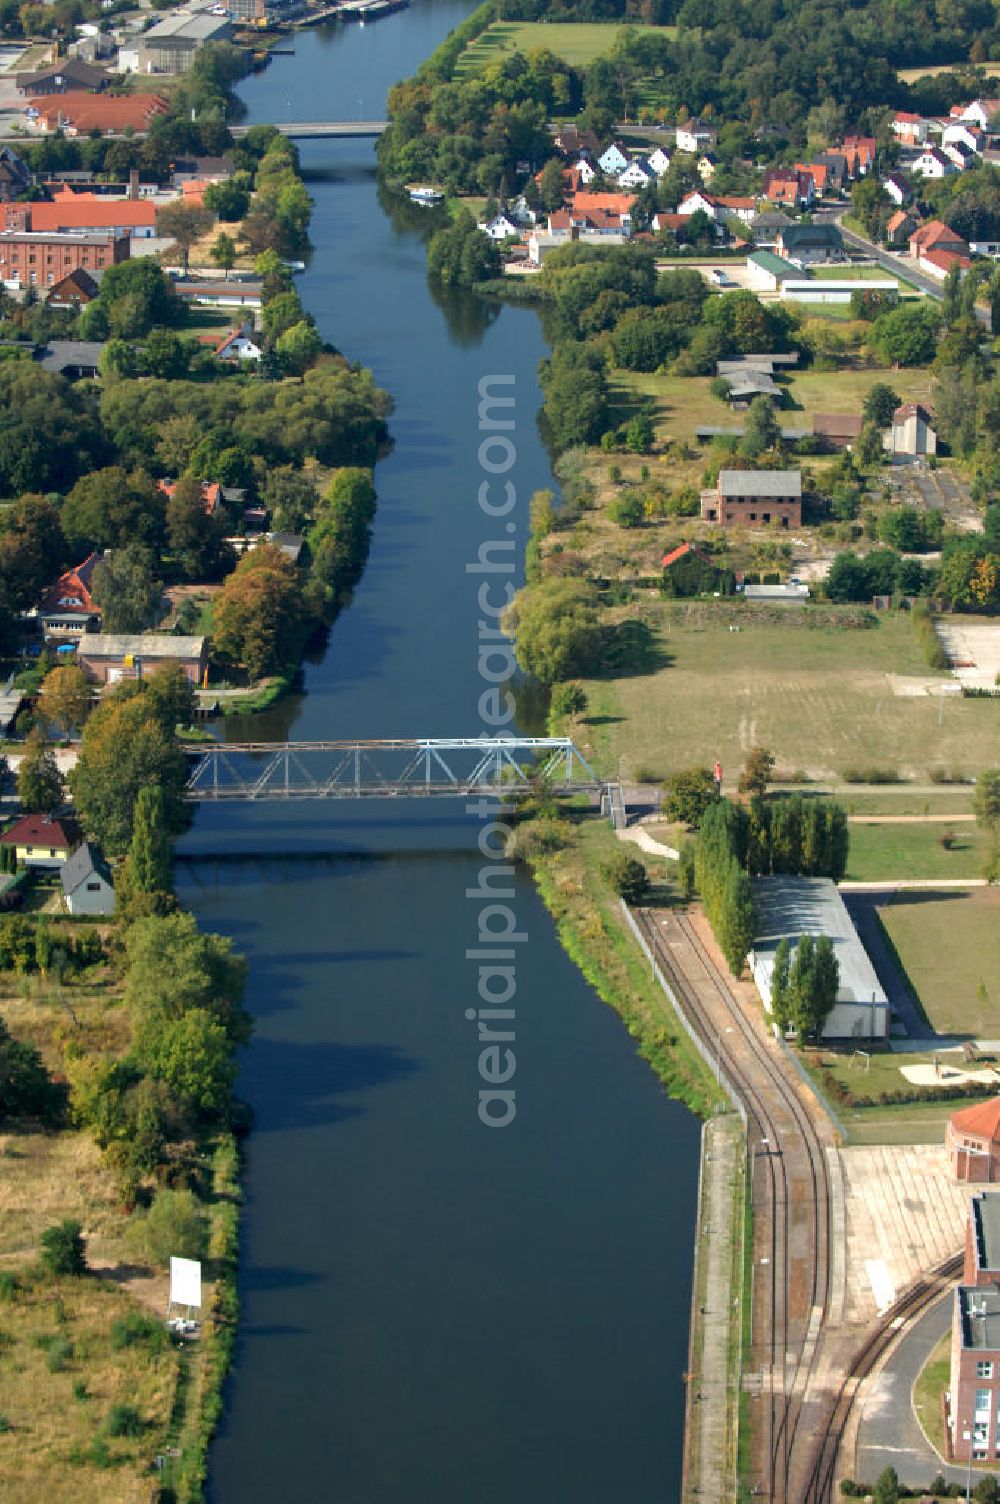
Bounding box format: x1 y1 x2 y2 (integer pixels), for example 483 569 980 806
408 186 444 205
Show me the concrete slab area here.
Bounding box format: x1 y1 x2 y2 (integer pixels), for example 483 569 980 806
936 618 1000 690
838 1145 967 1327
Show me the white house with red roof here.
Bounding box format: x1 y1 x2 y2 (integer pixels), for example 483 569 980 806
892 110 929 145
911 146 957 178
214 324 262 361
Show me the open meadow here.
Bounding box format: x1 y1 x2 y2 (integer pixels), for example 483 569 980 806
454 20 668 74
877 889 1000 1037
576 605 1000 781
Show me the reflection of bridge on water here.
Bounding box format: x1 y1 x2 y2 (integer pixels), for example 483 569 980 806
182 737 607 804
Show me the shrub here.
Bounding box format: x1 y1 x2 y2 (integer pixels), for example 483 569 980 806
601 847 650 904
841 767 902 785
44 1335 73 1373
111 1311 165 1354
0 1273 17 1302
105 1403 144 1438
0 1412 8 1434
40 1219 86 1277
87 1436 112 1468
126 1188 207 1267
73 1380 88 1402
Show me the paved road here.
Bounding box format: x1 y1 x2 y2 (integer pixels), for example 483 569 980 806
853 1292 974 1491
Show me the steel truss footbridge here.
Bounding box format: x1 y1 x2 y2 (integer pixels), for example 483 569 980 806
181 737 605 804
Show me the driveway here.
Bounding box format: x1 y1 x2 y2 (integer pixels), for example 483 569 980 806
853 1292 972 1491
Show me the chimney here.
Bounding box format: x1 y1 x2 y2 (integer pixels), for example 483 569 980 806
128 168 139 200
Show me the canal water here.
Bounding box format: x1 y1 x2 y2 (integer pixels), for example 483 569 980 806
178 6 701 1498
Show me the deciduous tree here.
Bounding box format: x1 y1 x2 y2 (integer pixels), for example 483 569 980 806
36 664 89 739
17 732 64 814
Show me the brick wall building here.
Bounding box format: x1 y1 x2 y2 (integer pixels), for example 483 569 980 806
0 230 128 289
948 1099 1000 1184
700 470 802 529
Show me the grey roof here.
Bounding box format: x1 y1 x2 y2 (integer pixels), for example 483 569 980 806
0 692 23 732
959 1285 1000 1351
972 1192 1000 1274
719 469 801 498
750 876 887 1006
696 425 810 440
60 841 112 896
79 634 205 659
727 376 781 399
143 10 230 41
779 223 843 250
718 358 776 375
36 340 105 374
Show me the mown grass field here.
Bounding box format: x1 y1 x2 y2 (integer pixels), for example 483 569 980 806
610 364 937 445
454 20 669 74
844 821 988 881
878 889 1000 1036
803 1047 994 1143
576 605 1000 781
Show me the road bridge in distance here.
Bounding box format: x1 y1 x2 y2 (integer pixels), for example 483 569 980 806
181 736 604 802
229 120 388 139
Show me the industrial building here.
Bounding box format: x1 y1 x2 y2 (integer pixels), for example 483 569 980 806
749 876 891 1040
138 10 232 74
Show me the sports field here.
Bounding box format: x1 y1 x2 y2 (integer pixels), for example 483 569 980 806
576 605 1000 781
454 20 668 75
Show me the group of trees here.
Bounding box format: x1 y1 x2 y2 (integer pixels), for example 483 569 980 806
694 800 756 976
745 795 850 880
770 933 840 1040
974 768 1000 881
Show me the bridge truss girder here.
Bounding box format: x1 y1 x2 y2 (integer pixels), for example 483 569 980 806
181 737 602 802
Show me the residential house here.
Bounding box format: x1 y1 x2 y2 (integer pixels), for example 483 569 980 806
909 219 968 258
944 139 977 171
0 230 126 289
747 209 792 246
647 146 671 177
950 1102 1000 1184
0 145 31 203
16 57 109 94
811 413 863 451
814 152 848 192
158 478 229 518
171 156 235 184
598 142 630 177
762 169 814 208
715 194 757 225
775 222 843 264
920 246 973 278
479 212 522 241
882 172 911 206
568 191 636 221
78 634 208 686
701 469 802 528
677 188 719 219
943 121 984 155
911 146 957 178
883 402 938 457
892 110 929 145
548 207 630 238
617 156 656 189
25 92 171 136
675 119 716 154
550 125 599 158
570 154 598 185
35 340 105 378
172 280 263 311
38 552 102 637
885 209 916 248
794 161 828 196
696 152 717 183
46 267 99 307
955 98 1000 129
214 325 263 361
60 841 115 916
650 211 686 235
840 136 876 177
969 238 1000 257
0 814 75 868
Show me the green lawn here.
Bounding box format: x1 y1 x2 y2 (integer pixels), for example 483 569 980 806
843 792 974 816
454 20 670 74
844 821 988 881
878 890 1000 1036
612 364 937 445
576 605 1000 782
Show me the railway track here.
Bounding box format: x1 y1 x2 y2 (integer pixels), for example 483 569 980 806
633 909 832 1504
800 1252 963 1503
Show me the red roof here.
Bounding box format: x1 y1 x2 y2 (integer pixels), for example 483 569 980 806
158 478 223 516
922 246 972 273
951 1098 1000 1142
30 198 157 232
886 210 911 233
569 191 637 216
662 541 713 568
40 553 100 616
28 91 170 134
0 814 72 849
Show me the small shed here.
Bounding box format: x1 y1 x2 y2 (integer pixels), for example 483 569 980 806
60 842 115 916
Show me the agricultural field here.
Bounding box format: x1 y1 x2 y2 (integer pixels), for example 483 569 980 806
454 20 669 75
897 61 1000 81
878 889 1000 1037
609 363 937 448
575 605 1000 781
